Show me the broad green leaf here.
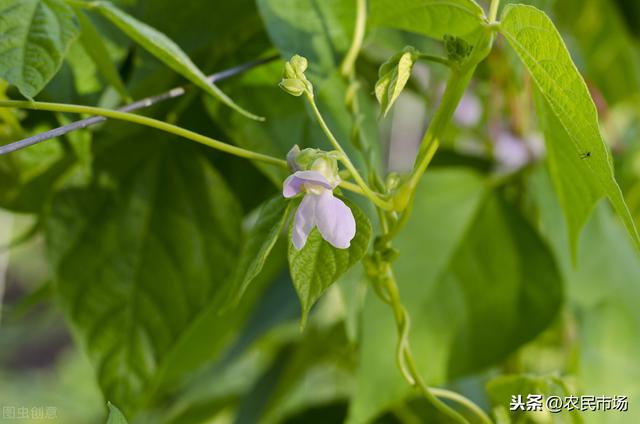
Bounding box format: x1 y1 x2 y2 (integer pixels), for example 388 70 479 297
500 4 640 251
533 89 602 258
255 325 354 424
46 138 243 414
106 402 128 424
375 47 418 117
223 196 292 308
151 235 290 407
349 169 563 423
531 168 640 424
368 0 486 41
76 10 130 100
94 1 262 120
161 259 296 424
486 374 583 423
288 199 371 328
0 0 79 98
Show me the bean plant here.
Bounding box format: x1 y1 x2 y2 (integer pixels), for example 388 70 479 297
0 0 639 423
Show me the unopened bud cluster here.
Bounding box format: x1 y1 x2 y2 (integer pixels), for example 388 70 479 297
280 55 313 97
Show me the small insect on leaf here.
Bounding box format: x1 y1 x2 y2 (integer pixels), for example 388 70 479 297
580 151 592 159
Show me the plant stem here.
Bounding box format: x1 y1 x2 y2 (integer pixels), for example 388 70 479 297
306 96 393 210
378 269 470 424
340 0 367 77
0 100 369 198
489 0 501 23
0 56 278 155
367 31 497 421
0 100 286 166
417 53 452 68
430 388 494 424
405 68 474 196
396 29 494 211
339 180 367 196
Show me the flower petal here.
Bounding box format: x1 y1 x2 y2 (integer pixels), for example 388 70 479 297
314 191 356 249
292 194 317 250
282 171 332 198
287 145 301 171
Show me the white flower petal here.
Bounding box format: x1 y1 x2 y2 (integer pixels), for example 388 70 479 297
292 194 317 250
314 191 356 249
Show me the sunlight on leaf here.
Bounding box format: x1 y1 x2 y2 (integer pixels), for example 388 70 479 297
368 0 485 41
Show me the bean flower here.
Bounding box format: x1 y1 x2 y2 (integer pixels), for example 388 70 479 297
283 146 356 250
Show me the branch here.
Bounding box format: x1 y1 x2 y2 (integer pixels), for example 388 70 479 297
0 55 279 156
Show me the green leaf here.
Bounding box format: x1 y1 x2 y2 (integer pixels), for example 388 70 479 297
349 170 563 423
256 0 355 77
94 1 262 121
75 10 130 100
106 402 128 424
368 0 486 41
0 0 79 98
499 4 640 251
288 199 371 328
531 168 640 424
533 89 602 259
66 38 101 95
375 47 418 117
0 118 90 214
258 325 354 424
224 196 292 308
46 139 243 414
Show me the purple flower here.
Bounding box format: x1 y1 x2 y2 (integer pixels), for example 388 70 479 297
283 170 356 250
454 93 482 127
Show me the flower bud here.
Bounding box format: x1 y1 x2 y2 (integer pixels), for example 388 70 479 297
279 78 306 96
290 54 308 75
310 155 340 187
280 55 313 97
287 146 319 171
286 146 340 186
444 35 473 63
